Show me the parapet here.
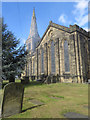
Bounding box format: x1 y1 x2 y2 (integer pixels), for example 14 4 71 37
69 24 88 36
49 21 70 33
49 21 89 37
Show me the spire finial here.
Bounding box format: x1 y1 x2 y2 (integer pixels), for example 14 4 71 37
33 7 35 18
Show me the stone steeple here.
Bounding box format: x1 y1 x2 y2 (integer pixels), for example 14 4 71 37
26 8 40 52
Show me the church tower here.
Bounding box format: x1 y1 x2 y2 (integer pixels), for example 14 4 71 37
26 8 40 52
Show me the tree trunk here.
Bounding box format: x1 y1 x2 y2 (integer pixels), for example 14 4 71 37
9 76 15 83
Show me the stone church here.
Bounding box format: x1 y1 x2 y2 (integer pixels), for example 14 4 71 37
22 8 90 83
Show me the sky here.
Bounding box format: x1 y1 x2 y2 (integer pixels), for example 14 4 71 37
2 0 89 45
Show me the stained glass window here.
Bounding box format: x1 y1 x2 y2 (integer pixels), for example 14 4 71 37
33 59 35 74
41 48 44 73
51 41 55 73
29 61 31 76
64 40 70 72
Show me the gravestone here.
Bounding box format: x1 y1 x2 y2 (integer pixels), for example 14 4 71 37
56 74 60 82
0 81 2 118
31 76 35 81
29 99 44 105
52 76 56 83
47 76 51 84
1 82 24 118
21 76 29 84
64 112 88 118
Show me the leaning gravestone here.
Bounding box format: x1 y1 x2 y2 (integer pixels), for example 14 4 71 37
1 82 24 118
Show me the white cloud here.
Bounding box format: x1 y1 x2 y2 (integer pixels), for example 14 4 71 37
21 38 26 45
58 13 72 26
72 0 88 27
58 14 67 24
77 15 88 26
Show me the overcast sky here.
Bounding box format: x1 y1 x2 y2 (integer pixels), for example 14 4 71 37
2 0 89 45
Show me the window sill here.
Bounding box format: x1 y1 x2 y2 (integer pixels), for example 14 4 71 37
63 72 70 75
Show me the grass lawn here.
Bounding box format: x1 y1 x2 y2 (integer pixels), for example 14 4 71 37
2 80 88 118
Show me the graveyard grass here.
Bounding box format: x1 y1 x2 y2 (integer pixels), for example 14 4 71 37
2 80 88 118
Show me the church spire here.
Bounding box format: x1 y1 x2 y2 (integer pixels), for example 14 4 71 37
26 8 40 52
29 7 39 38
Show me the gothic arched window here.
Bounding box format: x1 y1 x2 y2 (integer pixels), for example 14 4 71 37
64 40 70 72
33 58 35 74
29 60 31 76
41 48 44 73
51 41 55 73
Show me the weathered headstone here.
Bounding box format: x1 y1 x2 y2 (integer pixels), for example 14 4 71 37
1 82 24 118
29 99 44 105
47 76 51 84
56 74 60 82
52 76 56 83
0 81 3 118
64 112 88 118
31 76 35 81
21 76 29 84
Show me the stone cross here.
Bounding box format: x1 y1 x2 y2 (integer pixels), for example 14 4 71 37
1 82 24 118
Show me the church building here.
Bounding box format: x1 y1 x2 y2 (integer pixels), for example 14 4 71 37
23 8 90 83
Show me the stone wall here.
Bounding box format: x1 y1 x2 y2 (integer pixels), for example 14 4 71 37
25 22 90 83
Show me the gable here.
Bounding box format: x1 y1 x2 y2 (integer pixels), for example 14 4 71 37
37 25 70 49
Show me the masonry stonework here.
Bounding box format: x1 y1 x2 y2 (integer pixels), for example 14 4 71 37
22 9 90 83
